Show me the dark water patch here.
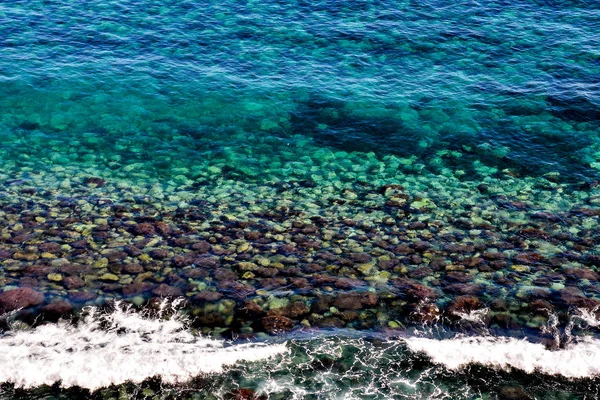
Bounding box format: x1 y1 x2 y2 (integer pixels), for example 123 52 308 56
290 95 424 158
289 94 599 182
548 93 600 123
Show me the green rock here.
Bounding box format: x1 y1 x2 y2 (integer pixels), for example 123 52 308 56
93 258 109 269
357 263 374 275
267 297 289 310
387 321 403 329
47 273 63 282
99 273 119 281
511 265 530 273
410 198 437 209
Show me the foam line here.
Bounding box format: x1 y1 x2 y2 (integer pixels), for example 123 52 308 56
405 335 600 378
0 303 287 390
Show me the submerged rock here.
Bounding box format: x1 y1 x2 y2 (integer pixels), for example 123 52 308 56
498 385 533 400
261 315 294 333
0 288 44 313
446 295 482 315
42 300 73 321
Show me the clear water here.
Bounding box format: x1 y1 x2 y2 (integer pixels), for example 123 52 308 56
1 0 600 398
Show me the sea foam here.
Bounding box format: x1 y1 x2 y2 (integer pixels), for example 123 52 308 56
405 335 600 378
0 301 287 390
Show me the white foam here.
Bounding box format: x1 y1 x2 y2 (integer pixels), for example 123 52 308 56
405 335 600 378
452 307 489 324
0 301 287 390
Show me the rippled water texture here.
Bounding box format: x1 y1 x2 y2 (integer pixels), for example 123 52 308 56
1 0 599 181
1 0 600 399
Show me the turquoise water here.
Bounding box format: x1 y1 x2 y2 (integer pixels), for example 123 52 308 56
1 0 600 398
2 0 600 182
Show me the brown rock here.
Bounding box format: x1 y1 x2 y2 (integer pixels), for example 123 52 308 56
68 292 97 303
407 267 433 279
333 293 378 310
38 242 61 254
315 317 345 328
60 264 86 275
133 223 155 236
261 316 294 334
192 291 223 302
11 234 33 244
25 265 53 276
277 244 296 255
391 244 413 255
190 240 211 253
443 283 484 296
241 300 264 317
310 295 333 313
0 249 13 259
228 388 263 400
124 245 142 257
392 278 437 301
498 386 533 400
286 301 310 318
444 244 474 253
412 241 431 252
149 249 169 260
106 251 128 262
514 252 546 265
123 263 144 274
447 295 482 314
559 286 600 310
83 177 106 187
152 283 183 297
564 268 600 281
173 255 195 267
169 237 190 247
378 259 396 270
256 267 279 277
70 240 88 249
18 277 39 287
444 272 472 283
519 228 550 239
411 303 441 323
303 263 324 273
245 231 262 240
214 268 237 281
463 256 483 267
63 276 85 290
408 221 427 230
217 281 254 300
155 221 172 236
350 253 372 263
290 277 310 288
0 288 44 313
123 282 155 296
528 299 553 314
43 300 73 320
182 268 209 279
482 252 505 260
194 256 220 268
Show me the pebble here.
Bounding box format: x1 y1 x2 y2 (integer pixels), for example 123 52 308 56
99 273 119 281
47 273 63 282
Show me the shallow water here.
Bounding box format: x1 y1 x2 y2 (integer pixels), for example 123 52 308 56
1 0 600 398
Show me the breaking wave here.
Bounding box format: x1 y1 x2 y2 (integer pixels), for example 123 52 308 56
0 300 286 391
